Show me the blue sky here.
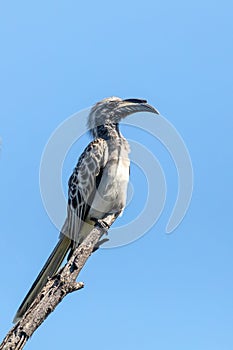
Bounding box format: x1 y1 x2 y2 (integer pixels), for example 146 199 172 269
1 1 233 349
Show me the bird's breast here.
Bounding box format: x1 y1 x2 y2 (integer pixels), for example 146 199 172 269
88 155 130 219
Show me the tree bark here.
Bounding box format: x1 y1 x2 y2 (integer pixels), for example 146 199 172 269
0 223 110 350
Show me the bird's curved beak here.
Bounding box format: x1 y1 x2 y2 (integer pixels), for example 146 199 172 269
136 102 159 114
121 98 159 116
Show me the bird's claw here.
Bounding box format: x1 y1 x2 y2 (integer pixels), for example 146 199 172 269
91 218 110 232
93 238 110 252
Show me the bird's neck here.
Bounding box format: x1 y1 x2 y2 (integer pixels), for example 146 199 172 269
92 122 122 140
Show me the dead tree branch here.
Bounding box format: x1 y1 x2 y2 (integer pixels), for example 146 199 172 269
0 223 110 350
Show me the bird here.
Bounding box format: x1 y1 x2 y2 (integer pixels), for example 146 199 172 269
13 96 159 323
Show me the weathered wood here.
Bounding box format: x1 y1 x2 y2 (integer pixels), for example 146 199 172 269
0 223 110 350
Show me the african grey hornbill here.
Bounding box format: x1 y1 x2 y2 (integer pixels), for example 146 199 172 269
14 97 159 323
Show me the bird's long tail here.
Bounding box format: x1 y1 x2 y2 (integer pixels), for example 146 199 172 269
13 235 71 323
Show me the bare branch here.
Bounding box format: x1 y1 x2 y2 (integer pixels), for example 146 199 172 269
0 223 111 350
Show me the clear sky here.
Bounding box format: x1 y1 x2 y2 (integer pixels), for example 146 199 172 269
1 1 233 349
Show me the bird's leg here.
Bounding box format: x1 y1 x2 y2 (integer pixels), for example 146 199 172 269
91 212 118 232
90 217 109 252
91 217 110 232
91 213 118 252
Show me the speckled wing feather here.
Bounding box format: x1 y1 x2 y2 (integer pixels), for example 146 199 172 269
62 138 108 245
13 138 107 323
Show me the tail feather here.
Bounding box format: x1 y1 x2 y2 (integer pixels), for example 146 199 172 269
13 235 71 323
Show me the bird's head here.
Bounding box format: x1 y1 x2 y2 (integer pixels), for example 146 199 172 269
87 96 159 135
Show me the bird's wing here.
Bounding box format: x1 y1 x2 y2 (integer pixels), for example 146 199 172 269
62 138 108 245
13 138 107 323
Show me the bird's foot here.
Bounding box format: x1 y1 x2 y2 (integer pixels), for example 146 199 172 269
93 238 110 252
91 218 110 232
91 218 111 252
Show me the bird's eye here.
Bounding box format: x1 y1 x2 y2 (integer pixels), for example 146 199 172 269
123 98 147 104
